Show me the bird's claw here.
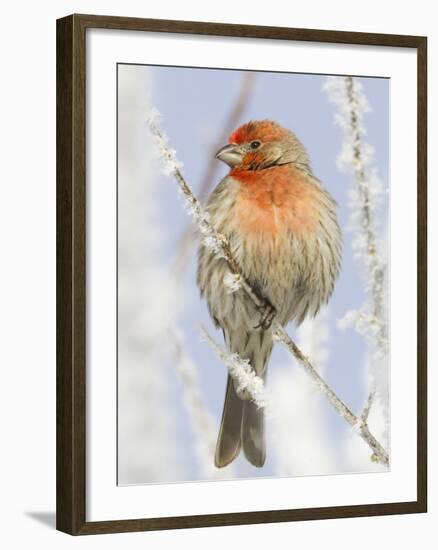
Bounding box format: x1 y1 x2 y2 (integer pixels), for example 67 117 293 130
254 302 276 330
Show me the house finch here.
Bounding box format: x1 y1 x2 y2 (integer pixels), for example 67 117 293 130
197 120 341 468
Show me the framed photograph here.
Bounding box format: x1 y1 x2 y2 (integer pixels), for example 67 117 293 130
56 14 427 535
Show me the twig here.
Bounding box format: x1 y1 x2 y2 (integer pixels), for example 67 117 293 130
197 73 255 203
325 76 389 443
148 111 389 466
324 76 388 360
361 391 375 424
272 329 388 464
173 72 255 272
344 76 388 355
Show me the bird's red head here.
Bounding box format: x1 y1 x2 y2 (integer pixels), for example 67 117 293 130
215 119 308 172
228 120 289 146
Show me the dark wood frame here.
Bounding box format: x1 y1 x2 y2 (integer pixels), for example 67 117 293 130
57 13 427 535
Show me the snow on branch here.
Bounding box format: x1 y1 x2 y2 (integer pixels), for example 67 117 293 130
201 326 267 409
147 109 389 466
324 76 389 434
223 272 243 294
324 77 387 357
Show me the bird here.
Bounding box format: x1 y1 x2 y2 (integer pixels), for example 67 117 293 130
197 120 341 468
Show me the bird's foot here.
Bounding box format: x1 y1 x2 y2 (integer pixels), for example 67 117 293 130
254 301 276 330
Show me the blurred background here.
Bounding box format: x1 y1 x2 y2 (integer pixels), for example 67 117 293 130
117 63 389 485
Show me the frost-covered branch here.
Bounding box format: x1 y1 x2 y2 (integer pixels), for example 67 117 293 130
325 76 387 356
201 326 267 409
223 272 243 294
271 328 388 463
148 110 389 466
324 76 389 432
361 390 375 424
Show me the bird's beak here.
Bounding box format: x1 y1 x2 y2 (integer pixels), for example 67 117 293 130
215 143 244 167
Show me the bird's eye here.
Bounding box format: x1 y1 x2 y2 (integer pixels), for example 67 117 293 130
250 140 261 149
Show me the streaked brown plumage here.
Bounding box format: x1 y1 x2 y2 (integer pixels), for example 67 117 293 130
197 120 341 468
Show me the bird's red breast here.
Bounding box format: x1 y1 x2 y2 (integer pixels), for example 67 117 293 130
230 164 318 236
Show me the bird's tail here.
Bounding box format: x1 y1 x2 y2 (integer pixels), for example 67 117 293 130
215 331 272 468
215 374 243 468
241 386 266 467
